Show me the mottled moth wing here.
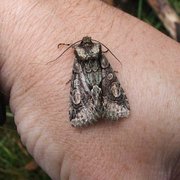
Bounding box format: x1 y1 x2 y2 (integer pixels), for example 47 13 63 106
101 55 130 120
69 57 103 127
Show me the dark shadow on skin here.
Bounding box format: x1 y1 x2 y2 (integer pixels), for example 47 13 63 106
0 93 6 126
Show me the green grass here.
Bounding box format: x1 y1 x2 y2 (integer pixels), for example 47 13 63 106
169 0 180 14
0 110 50 180
0 0 179 179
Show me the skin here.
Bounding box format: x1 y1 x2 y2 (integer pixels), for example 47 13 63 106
0 0 180 179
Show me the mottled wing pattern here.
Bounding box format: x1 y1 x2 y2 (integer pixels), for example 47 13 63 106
69 58 102 127
101 55 130 120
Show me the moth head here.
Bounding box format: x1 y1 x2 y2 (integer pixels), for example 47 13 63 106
75 36 101 61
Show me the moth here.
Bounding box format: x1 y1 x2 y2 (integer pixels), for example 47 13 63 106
68 36 130 127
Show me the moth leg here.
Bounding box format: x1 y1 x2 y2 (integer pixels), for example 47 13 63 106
102 49 109 53
66 79 71 85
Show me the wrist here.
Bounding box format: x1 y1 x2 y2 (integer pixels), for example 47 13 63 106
0 1 179 179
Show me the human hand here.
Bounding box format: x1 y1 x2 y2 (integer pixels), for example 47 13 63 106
0 0 179 179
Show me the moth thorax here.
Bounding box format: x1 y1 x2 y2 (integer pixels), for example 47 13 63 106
75 44 101 61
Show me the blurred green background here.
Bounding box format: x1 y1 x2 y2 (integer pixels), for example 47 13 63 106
0 0 179 179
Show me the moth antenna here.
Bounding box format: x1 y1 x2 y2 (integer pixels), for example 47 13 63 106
47 40 82 64
92 39 122 66
57 43 71 48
